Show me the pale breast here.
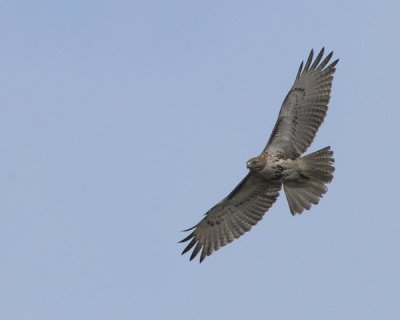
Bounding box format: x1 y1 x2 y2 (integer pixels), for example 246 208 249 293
260 155 294 179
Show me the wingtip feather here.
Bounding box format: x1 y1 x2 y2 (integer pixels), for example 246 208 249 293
181 225 197 232
189 242 202 261
296 61 304 79
179 231 194 243
310 48 325 70
200 247 207 263
330 58 340 69
181 238 197 255
318 51 334 70
304 49 314 71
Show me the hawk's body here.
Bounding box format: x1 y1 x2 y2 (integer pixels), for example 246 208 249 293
180 48 338 262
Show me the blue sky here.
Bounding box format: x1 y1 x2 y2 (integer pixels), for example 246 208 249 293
1 1 399 319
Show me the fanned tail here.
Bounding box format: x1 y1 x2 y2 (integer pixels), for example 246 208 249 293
284 146 334 215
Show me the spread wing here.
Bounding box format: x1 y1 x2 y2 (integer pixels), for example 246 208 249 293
180 174 281 263
265 48 339 158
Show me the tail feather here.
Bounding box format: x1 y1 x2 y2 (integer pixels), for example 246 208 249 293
284 146 334 215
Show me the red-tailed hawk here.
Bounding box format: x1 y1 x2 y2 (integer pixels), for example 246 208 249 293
180 48 338 262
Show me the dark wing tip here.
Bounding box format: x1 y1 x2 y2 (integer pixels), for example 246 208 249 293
310 48 325 70
296 48 338 78
189 242 202 261
322 58 339 75
179 225 202 260
330 58 340 69
318 51 334 70
179 231 194 243
303 49 314 72
200 248 207 263
181 238 197 255
181 225 197 232
296 61 304 80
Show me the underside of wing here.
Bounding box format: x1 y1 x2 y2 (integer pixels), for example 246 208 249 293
180 174 281 263
265 48 339 158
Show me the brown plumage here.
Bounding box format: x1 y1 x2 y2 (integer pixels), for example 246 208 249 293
180 48 338 262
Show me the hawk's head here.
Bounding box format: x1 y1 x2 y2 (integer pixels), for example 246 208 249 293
246 154 267 172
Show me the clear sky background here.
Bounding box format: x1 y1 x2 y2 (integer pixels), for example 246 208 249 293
1 1 399 319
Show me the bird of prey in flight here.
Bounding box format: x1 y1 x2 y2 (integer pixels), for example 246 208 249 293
180 48 338 263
